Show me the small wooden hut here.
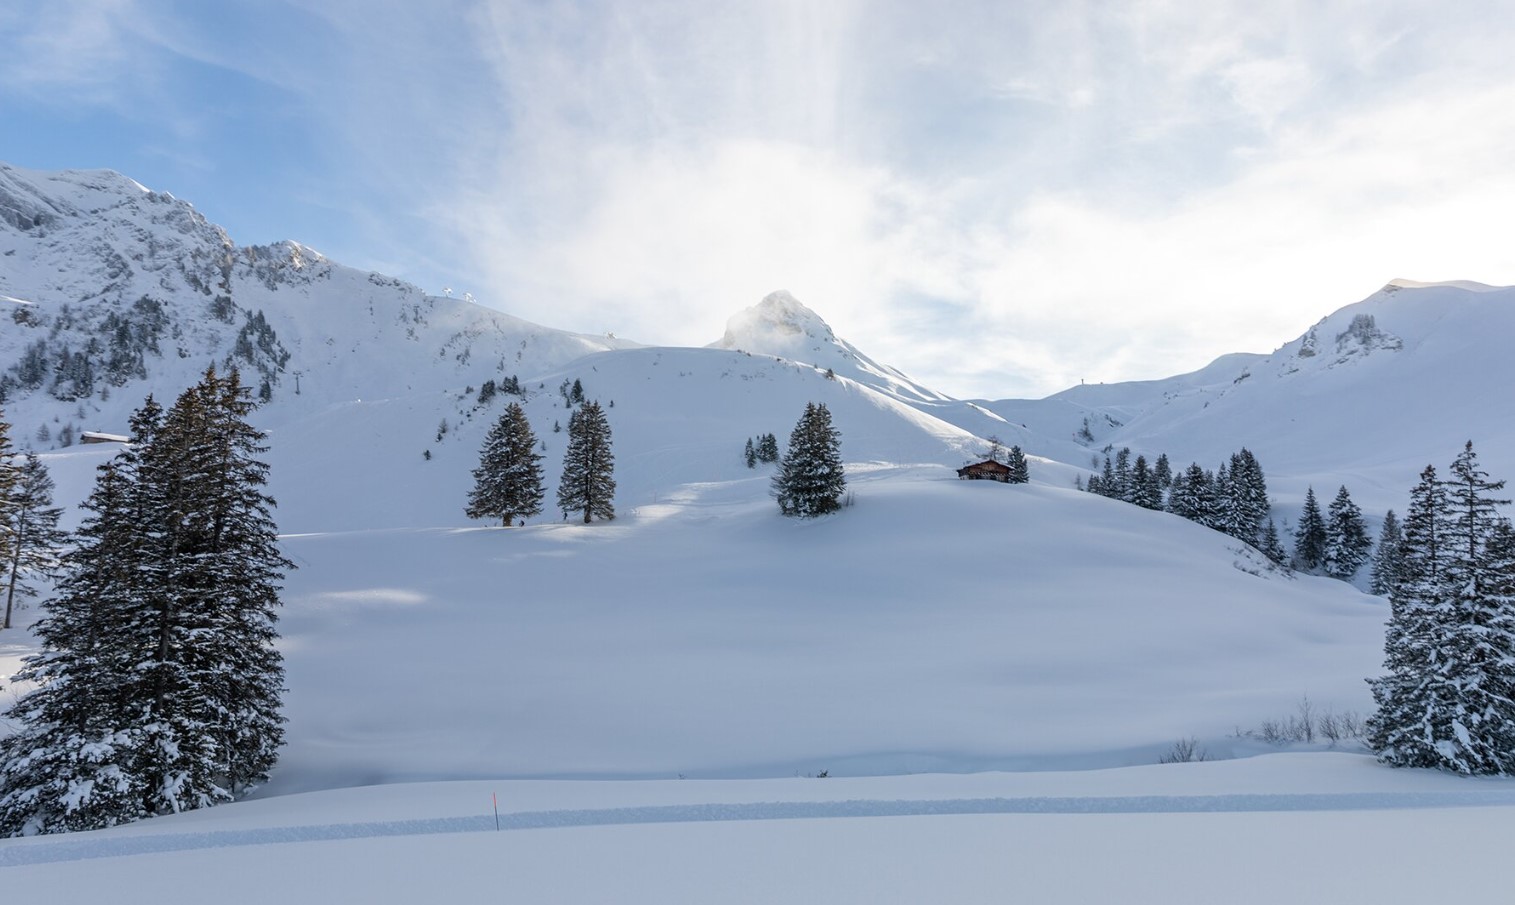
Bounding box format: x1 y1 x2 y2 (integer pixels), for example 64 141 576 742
956 459 1013 482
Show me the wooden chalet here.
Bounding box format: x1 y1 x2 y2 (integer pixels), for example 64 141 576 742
957 459 1013 482
81 431 130 445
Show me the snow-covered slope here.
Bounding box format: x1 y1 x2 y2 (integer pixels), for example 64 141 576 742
713 290 950 403
5 160 1508 885
0 161 639 447
1063 280 1515 512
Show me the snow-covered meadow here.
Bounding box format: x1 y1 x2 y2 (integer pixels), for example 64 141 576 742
6 164 1515 900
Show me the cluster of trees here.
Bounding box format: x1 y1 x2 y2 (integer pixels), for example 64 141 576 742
1 299 288 409
1293 485 1373 579
467 400 616 525
744 433 779 468
472 398 845 523
475 375 523 405
1085 447 1284 561
0 368 291 835
0 415 67 632
1367 442 1515 775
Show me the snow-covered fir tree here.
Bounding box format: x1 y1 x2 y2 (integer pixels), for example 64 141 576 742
1369 509 1404 596
1261 519 1290 566
557 400 616 523
1167 463 1216 527
466 402 545 526
3 452 68 630
1323 485 1373 580
1006 445 1030 485
772 402 846 518
0 368 293 835
0 412 15 604
757 433 779 464
1221 449 1270 547
1293 487 1328 571
1153 453 1172 491
744 437 757 469
1367 445 1515 774
1130 455 1161 509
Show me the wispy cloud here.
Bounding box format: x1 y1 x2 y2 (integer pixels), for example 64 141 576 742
8 1 1515 398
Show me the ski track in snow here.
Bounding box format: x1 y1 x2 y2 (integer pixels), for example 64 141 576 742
6 790 1515 867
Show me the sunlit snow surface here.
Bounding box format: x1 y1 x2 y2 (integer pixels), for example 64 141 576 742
5 164 1515 899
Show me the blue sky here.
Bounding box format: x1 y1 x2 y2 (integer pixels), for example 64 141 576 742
5 1 1515 398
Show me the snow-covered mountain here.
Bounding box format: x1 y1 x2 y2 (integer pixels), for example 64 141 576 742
7 162 1515 892
712 290 950 403
0 162 638 446
1033 279 1515 512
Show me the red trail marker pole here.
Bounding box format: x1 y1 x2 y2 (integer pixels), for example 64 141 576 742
492 791 500 831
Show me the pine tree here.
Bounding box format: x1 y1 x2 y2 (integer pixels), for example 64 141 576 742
1113 448 1133 502
757 433 780 463
772 402 846 518
1221 449 1270 546
3 453 68 630
1097 454 1117 498
1130 455 1161 509
1167 463 1215 526
0 412 15 599
1369 510 1404 596
1293 487 1328 571
466 402 545 526
1153 453 1172 491
1261 519 1289 566
1367 446 1515 774
1006 445 1030 485
557 400 615 523
1323 485 1373 580
744 437 757 469
0 369 293 835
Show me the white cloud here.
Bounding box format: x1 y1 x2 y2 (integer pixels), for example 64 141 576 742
13 1 1515 400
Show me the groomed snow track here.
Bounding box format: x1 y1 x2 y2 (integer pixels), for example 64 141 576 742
7 790 1515 867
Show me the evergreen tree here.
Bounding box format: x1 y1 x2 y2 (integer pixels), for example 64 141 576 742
1260 519 1289 566
744 437 757 469
1323 485 1373 580
1167 463 1215 526
465 402 545 526
557 400 616 523
757 433 780 463
772 402 846 518
1221 449 1270 546
0 369 293 834
0 412 15 595
1368 448 1515 774
1006 445 1030 485
1369 509 1404 596
1113 448 1133 502
1130 455 1161 510
0 459 149 835
3 453 68 630
1153 453 1173 491
1293 487 1328 571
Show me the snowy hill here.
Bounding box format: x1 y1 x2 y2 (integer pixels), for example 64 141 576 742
1055 280 1515 512
7 162 1515 896
0 161 638 449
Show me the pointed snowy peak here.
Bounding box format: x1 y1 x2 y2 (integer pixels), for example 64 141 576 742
712 290 949 402
717 290 837 351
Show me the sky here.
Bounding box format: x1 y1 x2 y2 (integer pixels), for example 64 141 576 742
4 1 1515 399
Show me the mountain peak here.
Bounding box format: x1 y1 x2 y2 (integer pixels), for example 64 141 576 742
717 290 836 351
1384 277 1504 293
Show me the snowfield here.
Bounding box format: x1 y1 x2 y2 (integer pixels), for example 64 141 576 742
5 164 1515 900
